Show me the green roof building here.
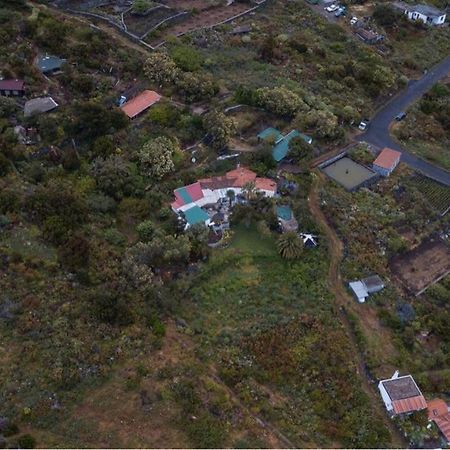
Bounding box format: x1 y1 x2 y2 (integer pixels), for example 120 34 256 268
184 205 210 227
272 130 313 162
257 127 283 143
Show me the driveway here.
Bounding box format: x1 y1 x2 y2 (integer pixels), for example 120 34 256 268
357 54 450 186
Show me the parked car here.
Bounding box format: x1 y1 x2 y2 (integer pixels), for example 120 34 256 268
325 4 339 12
335 7 346 17
350 16 358 25
395 112 407 121
358 119 369 131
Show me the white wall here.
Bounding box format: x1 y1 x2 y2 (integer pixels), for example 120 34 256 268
378 382 393 411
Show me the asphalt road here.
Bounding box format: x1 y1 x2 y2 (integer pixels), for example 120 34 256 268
357 54 450 186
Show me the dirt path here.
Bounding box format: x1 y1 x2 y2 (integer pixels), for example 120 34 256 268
307 171 407 448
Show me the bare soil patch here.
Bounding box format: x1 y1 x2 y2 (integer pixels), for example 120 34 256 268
151 2 251 44
390 239 450 295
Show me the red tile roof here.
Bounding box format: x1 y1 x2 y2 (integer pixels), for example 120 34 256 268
255 177 277 192
435 415 450 442
428 399 450 442
0 79 24 91
392 395 427 414
428 399 449 418
373 147 401 170
120 90 161 119
226 167 257 187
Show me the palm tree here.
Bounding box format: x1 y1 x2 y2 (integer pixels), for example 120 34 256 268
242 181 256 200
226 189 235 207
277 232 304 259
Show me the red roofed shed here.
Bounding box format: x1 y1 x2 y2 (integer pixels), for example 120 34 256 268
428 399 450 443
0 79 25 96
373 148 401 176
120 90 161 119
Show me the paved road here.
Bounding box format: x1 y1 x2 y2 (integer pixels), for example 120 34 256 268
357 54 450 186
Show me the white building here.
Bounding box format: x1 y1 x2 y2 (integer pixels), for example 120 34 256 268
378 371 427 415
349 274 384 303
394 2 447 25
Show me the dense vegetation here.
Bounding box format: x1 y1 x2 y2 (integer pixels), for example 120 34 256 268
1 0 449 447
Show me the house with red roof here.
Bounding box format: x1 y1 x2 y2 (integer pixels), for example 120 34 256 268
378 371 427 415
427 399 450 444
0 79 25 97
171 166 276 229
372 147 402 177
120 90 161 119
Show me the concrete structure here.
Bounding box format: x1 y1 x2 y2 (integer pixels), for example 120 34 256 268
393 2 447 25
171 167 276 229
378 371 427 415
277 206 298 232
24 97 58 117
349 274 384 303
120 90 161 119
0 79 25 96
322 156 378 191
427 399 450 444
373 148 402 177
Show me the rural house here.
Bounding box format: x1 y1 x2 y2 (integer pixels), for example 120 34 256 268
0 79 25 96
393 2 447 25
427 399 450 444
378 371 427 415
171 167 276 229
36 55 66 75
120 90 161 119
349 274 384 303
300 233 318 248
24 97 58 117
372 147 401 176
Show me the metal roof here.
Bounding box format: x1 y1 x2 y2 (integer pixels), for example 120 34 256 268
349 281 368 301
37 55 66 73
24 97 58 116
184 205 209 226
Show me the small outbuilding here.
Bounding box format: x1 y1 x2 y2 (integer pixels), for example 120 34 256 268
36 55 66 75
120 90 162 119
355 28 384 44
0 79 25 96
349 274 384 303
372 148 401 176
378 371 427 415
24 97 58 117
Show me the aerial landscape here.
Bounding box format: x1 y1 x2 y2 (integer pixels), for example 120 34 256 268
0 0 449 447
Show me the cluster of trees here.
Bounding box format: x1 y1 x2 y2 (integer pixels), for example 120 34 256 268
144 50 219 103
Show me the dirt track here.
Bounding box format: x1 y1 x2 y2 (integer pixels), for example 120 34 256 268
307 171 407 448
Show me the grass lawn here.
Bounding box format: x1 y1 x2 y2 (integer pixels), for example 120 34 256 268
228 223 278 256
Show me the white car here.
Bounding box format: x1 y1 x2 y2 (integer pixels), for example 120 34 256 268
358 120 368 131
350 16 358 25
325 4 339 12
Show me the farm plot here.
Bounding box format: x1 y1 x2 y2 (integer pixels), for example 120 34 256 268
409 175 450 216
149 2 252 45
390 239 450 295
